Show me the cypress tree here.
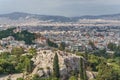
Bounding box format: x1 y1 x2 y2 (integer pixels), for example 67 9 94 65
25 58 33 73
53 53 60 78
79 58 84 80
79 57 87 80
83 63 87 80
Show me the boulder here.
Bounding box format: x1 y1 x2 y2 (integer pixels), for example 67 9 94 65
37 70 45 77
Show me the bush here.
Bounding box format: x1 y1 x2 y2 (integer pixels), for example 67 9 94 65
69 76 77 80
17 77 24 80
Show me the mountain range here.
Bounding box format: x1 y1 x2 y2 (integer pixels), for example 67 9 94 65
1 12 120 22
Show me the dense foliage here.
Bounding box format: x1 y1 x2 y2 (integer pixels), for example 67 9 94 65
0 28 15 39
0 47 34 74
76 47 120 80
46 39 58 48
0 28 35 44
28 47 37 56
59 42 65 51
13 30 35 44
69 76 77 80
96 62 120 80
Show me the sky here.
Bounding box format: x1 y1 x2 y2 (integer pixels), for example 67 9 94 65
0 0 120 17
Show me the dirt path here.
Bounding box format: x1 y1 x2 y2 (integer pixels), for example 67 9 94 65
0 73 23 80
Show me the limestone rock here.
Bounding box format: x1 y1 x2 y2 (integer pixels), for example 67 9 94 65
37 70 45 77
32 50 95 79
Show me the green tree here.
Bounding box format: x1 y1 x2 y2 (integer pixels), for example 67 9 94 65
25 58 33 73
89 40 96 50
1 52 10 59
17 77 24 80
0 59 15 74
53 53 60 78
28 47 37 56
79 58 87 80
96 62 119 80
15 55 33 73
13 30 35 44
32 74 40 80
59 42 65 51
69 76 77 80
87 54 102 71
11 47 24 56
107 42 116 51
46 39 58 48
0 28 35 45
79 58 84 80
0 28 15 39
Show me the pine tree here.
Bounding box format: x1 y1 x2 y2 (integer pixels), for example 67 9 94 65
53 53 60 78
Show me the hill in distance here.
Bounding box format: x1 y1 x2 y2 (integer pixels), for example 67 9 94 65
1 12 120 22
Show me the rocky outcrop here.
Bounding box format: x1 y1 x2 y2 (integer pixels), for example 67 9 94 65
37 69 45 77
32 50 95 80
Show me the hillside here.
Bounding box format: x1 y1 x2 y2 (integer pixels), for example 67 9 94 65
1 12 120 27
1 12 120 22
0 12 72 22
0 50 96 80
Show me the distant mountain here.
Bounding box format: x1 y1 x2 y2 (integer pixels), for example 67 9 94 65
0 12 72 22
73 14 120 20
1 12 120 22
0 12 31 20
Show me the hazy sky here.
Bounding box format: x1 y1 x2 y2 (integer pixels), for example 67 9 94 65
0 0 120 16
